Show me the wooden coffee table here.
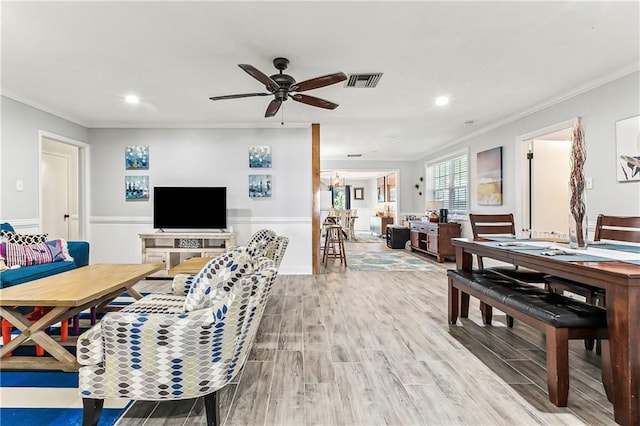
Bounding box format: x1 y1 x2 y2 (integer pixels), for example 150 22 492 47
0 263 163 371
168 256 212 276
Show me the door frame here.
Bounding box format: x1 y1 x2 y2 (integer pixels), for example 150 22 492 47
515 118 575 236
38 130 90 240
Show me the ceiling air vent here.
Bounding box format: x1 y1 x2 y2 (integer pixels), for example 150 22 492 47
345 73 382 88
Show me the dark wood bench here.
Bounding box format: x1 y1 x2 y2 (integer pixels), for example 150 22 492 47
447 268 608 407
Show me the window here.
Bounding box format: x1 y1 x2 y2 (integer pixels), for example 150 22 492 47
332 186 351 210
427 153 468 213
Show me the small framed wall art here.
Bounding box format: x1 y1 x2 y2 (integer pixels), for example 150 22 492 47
249 174 272 198
249 145 272 168
125 175 149 200
354 187 364 200
125 145 149 170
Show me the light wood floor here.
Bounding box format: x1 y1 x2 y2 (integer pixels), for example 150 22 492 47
118 237 614 425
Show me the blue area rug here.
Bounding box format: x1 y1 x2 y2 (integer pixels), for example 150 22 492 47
347 251 439 271
0 351 129 426
0 291 147 425
1 403 126 426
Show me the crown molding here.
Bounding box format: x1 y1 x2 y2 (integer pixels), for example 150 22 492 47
2 91 89 128
424 63 640 154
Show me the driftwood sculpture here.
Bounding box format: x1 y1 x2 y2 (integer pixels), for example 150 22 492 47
569 117 587 248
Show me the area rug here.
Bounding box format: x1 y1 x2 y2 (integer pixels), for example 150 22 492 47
0 371 128 426
347 251 439 271
348 232 385 244
0 291 146 426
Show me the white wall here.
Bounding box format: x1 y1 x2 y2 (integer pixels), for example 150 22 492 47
4 71 638 268
1 97 89 220
42 137 80 240
345 178 372 231
414 71 640 238
0 103 314 274
87 127 313 274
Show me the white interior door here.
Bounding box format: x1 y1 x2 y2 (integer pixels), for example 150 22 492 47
42 152 70 240
531 139 572 234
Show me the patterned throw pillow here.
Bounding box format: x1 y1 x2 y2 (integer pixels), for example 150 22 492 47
183 247 254 312
0 230 48 245
0 239 74 267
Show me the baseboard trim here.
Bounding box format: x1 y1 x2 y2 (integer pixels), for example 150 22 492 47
90 216 311 225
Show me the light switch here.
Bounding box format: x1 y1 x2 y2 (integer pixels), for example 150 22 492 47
586 177 593 189
16 180 24 191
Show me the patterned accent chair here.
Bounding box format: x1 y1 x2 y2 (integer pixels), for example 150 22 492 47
77 247 279 426
246 228 277 257
172 229 282 297
266 235 289 268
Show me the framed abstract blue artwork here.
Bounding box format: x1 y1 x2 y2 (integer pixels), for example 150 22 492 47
249 145 271 168
125 145 149 170
249 175 272 198
125 175 149 200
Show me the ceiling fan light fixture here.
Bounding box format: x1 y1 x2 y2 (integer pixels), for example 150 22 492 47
209 58 347 118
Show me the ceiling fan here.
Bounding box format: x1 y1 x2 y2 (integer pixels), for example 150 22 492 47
209 57 347 118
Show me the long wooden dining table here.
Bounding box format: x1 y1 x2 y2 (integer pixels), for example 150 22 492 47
451 237 640 426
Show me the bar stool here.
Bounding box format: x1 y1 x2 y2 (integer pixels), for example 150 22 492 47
323 224 347 266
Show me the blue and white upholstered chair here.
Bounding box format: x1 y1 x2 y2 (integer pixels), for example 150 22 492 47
171 229 282 297
77 247 278 426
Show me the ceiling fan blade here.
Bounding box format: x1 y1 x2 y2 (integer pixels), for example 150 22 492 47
239 64 279 90
291 94 339 110
265 99 282 117
209 93 270 101
290 72 347 92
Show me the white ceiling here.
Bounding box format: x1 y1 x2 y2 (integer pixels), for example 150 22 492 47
2 1 638 161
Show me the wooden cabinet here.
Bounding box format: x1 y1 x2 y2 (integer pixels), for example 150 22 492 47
409 222 461 262
139 232 236 277
370 216 394 237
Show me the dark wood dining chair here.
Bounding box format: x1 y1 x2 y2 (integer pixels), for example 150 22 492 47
594 214 640 243
545 214 640 352
468 213 547 280
468 213 548 327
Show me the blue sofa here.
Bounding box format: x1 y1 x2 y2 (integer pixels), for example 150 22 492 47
0 222 90 288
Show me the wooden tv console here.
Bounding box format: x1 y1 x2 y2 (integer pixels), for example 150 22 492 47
139 232 236 277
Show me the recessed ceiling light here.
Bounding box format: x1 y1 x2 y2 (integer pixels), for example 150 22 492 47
435 96 449 106
125 95 139 104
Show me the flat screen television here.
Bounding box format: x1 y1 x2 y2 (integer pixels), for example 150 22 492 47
153 186 227 230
